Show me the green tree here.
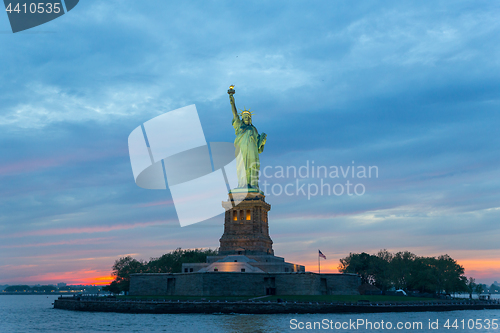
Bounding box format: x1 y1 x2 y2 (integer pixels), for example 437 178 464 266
432 254 466 294
373 249 393 291
338 252 379 285
411 255 466 294
474 283 484 297
339 250 469 295
104 248 218 292
466 277 476 299
410 257 438 293
147 248 218 273
390 251 417 291
435 255 466 294
110 256 147 293
102 281 121 294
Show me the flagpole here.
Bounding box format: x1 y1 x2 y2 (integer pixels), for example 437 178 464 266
318 252 320 275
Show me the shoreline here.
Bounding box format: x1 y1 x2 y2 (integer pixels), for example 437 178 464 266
0 292 103 296
53 297 500 314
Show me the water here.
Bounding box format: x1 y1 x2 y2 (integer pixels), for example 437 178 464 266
1 295 499 332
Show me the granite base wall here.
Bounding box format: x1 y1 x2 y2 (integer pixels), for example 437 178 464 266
129 272 360 296
54 298 500 314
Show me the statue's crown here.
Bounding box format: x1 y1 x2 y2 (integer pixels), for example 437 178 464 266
239 107 254 117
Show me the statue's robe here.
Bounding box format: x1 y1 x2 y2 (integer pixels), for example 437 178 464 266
232 117 264 188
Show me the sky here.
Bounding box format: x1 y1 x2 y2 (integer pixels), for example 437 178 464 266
1 1 500 286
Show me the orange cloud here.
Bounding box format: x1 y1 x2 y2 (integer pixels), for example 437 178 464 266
460 259 500 282
298 259 340 273
460 259 500 271
80 275 115 286
0 269 114 286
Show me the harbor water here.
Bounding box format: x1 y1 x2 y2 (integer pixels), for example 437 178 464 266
1 295 499 333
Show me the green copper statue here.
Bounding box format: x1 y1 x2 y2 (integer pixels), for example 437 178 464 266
228 86 267 189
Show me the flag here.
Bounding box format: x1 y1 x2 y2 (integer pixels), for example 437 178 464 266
318 250 326 259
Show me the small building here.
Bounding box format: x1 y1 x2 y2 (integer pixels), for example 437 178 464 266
182 254 304 273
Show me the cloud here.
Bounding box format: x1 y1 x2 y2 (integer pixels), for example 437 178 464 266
0 237 112 249
4 221 171 238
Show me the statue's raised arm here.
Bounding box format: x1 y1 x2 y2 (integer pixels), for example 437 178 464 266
228 86 239 120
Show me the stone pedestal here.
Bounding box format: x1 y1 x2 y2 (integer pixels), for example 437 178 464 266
182 189 305 273
219 191 274 256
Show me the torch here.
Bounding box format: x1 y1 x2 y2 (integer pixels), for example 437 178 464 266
228 85 235 95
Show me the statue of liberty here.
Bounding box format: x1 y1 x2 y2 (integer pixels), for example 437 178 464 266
228 86 267 190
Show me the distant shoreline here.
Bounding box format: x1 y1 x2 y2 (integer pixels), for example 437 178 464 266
1 293 91 296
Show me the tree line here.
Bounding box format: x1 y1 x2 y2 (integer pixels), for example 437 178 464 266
103 248 217 294
338 250 485 296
